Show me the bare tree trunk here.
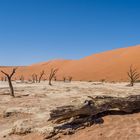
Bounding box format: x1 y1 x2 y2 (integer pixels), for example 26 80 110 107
49 68 58 86
38 70 45 83
130 81 134 86
69 76 72 82
7 77 15 97
1 68 17 97
127 65 140 86
63 77 66 82
54 76 57 81
49 79 52 86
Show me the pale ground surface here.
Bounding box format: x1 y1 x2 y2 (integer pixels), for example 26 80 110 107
0 81 140 140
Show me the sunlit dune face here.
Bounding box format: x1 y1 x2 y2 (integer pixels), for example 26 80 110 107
0 45 140 82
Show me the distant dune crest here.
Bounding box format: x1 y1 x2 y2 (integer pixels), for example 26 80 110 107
0 45 140 82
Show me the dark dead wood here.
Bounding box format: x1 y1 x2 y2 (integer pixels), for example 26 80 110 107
127 65 140 86
45 95 140 139
49 95 140 123
49 68 58 86
38 70 45 83
1 68 18 97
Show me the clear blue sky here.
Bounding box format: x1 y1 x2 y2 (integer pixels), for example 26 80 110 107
0 0 140 66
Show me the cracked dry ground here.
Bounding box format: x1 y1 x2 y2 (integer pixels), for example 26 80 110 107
0 81 140 140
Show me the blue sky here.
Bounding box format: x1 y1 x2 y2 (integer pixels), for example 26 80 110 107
0 0 140 65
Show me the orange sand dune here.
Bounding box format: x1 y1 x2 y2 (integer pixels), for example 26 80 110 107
0 45 140 81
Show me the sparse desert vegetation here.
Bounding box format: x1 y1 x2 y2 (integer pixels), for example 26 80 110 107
127 65 140 86
1 68 18 97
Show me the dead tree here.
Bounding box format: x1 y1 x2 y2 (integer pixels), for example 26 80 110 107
47 95 140 138
63 76 72 83
1 68 17 97
54 76 57 81
127 65 140 86
63 77 66 82
49 68 58 86
50 95 140 121
69 76 73 82
38 70 45 83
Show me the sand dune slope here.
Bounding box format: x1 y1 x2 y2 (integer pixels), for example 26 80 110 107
0 45 140 81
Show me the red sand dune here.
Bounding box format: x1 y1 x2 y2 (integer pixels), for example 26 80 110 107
0 45 140 81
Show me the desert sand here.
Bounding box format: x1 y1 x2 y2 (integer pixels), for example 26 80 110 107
0 81 140 140
0 45 140 82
